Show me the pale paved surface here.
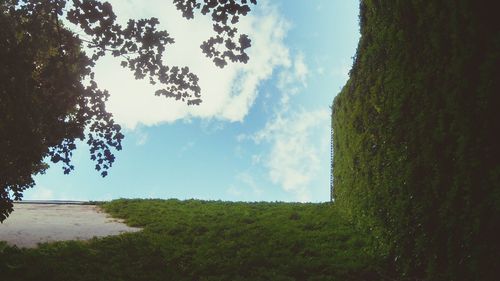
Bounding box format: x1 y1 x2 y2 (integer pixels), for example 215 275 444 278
0 203 142 248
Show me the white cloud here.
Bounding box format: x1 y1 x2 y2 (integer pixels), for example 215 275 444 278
226 171 264 199
226 186 243 197
228 44 330 202
236 172 263 196
200 119 226 134
237 47 330 202
130 128 148 146
136 134 148 146
251 154 262 165
293 53 309 86
251 109 329 202
276 52 309 109
92 0 291 129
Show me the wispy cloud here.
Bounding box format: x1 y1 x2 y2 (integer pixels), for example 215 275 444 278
226 186 243 197
235 48 330 202
226 171 264 199
236 172 263 196
128 127 149 146
251 109 329 202
93 0 290 129
277 52 309 109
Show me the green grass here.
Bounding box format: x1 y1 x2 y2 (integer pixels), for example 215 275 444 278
0 199 383 281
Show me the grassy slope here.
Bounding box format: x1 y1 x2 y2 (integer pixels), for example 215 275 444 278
0 199 381 281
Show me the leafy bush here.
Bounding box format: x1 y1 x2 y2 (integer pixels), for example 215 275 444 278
332 1 499 280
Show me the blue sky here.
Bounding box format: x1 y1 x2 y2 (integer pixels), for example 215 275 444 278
24 0 360 202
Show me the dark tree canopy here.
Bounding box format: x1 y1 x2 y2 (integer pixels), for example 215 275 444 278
0 0 256 221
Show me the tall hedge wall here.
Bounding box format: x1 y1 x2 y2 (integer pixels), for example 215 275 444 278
332 1 499 280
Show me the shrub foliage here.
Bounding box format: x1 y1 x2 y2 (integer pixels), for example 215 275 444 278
332 1 499 280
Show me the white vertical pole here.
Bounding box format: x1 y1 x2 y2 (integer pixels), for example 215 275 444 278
330 106 334 202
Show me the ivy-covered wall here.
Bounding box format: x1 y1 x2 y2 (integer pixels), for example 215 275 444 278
332 1 499 280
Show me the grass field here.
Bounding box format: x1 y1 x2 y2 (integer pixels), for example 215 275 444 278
0 199 384 280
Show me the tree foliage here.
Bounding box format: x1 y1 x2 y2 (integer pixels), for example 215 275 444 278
0 0 256 221
332 1 499 280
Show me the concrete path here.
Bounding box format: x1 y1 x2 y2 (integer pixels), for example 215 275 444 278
0 202 141 248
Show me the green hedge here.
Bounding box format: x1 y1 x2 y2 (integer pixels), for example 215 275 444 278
332 1 499 280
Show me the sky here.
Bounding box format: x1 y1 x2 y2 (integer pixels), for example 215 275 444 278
24 0 360 203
